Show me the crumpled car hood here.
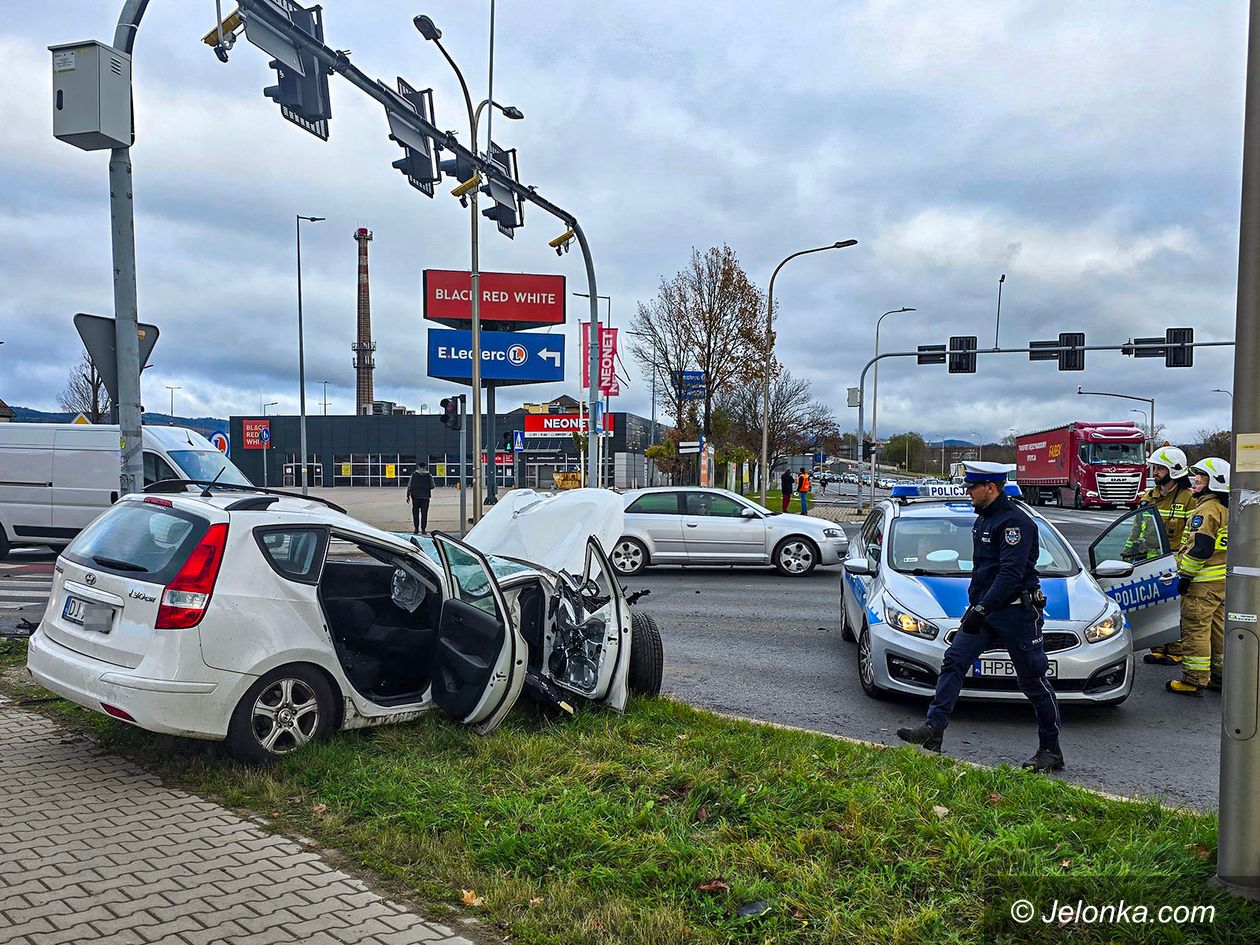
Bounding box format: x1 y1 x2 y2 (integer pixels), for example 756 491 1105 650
465 488 624 577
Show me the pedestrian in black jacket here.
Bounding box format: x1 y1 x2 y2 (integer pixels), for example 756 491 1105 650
406 463 435 534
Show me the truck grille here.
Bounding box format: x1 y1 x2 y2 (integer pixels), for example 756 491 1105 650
1096 473 1141 503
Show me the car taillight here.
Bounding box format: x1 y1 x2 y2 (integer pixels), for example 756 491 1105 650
155 523 228 630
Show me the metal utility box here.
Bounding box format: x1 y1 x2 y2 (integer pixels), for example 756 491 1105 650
50 40 132 150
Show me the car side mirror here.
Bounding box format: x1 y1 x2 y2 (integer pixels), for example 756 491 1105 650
741 508 759 519
844 557 874 576
1093 559 1134 579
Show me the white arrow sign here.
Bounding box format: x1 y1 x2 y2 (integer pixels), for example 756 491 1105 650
540 348 561 367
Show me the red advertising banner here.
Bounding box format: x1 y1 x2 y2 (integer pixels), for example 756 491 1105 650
241 419 270 450
523 413 616 438
423 270 566 328
580 323 621 395
479 451 515 466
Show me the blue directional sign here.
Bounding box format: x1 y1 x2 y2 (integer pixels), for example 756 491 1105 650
427 329 565 386
673 369 707 401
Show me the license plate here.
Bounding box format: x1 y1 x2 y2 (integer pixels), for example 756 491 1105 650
971 658 1057 678
62 596 113 633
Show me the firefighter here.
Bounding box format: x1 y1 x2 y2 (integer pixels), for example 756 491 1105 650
1127 446 1196 665
1167 457 1230 697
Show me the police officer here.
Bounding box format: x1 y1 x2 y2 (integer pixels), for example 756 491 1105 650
1168 457 1230 696
897 461 1064 772
1128 446 1195 665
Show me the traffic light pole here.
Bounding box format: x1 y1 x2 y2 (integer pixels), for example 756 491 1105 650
232 0 603 491
1218 0 1260 899
109 0 149 498
853 339 1235 510
459 393 467 536
486 383 497 503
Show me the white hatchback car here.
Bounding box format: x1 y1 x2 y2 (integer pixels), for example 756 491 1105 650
27 486 662 763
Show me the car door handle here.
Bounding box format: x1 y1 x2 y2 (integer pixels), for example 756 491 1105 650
685 522 699 528
1158 571 1177 584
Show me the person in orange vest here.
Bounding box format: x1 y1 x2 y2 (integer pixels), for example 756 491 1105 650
797 467 811 515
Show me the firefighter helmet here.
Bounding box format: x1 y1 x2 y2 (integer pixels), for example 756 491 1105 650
1147 445 1189 479
1190 457 1230 493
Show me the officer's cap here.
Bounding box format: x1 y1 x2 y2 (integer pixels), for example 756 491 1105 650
961 461 1011 485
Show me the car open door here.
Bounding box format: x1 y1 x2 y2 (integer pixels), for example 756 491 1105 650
582 536 630 709
431 533 528 734
1087 505 1182 651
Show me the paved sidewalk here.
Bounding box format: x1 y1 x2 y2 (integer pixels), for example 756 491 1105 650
0 698 479 945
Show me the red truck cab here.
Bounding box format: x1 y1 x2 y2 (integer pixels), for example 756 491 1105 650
1016 422 1146 508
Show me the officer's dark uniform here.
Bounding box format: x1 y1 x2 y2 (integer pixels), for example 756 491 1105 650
899 466 1063 769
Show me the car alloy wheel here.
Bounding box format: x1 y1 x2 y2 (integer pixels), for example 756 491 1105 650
251 676 322 755
611 538 647 575
858 625 889 699
775 538 817 576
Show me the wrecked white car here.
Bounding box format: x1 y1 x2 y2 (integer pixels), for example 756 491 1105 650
26 485 663 763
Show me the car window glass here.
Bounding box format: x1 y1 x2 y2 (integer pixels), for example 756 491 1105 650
63 502 208 584
685 493 745 517
863 513 886 562
1090 506 1167 569
142 452 180 487
441 540 498 616
166 450 252 486
627 492 680 515
256 527 326 582
890 518 973 574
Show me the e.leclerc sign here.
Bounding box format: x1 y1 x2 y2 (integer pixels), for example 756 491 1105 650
423 270 566 331
427 329 565 385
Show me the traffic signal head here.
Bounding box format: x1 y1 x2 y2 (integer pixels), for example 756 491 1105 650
501 431 513 451
479 142 523 238
862 440 877 460
440 397 462 431
251 2 332 140
383 78 440 197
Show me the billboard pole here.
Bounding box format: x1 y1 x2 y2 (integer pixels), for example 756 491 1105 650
459 393 468 536
1218 0 1260 899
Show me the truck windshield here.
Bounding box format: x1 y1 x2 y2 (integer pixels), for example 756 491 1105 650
1084 443 1145 465
167 450 252 485
889 516 1078 577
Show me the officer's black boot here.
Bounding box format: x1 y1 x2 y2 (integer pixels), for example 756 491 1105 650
896 721 943 752
1021 746 1066 772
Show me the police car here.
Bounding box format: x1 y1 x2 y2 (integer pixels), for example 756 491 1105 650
839 483 1182 704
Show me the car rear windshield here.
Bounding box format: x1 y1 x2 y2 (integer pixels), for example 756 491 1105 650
166 450 252 485
889 516 1078 577
63 502 211 585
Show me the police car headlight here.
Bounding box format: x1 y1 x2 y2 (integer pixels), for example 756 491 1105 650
1084 604 1124 643
823 528 844 539
884 594 939 640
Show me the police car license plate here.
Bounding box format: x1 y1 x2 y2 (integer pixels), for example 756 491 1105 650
971 659 1057 678
62 596 114 633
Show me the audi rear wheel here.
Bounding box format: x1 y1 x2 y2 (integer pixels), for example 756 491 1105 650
611 538 648 576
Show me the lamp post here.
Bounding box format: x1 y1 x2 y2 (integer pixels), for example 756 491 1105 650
321 380 330 416
262 400 278 487
1214 388 1234 403
164 386 181 425
295 214 324 495
871 306 915 486
970 431 982 462
415 12 522 515
575 292 613 487
1076 385 1155 453
759 239 857 506
993 273 1007 349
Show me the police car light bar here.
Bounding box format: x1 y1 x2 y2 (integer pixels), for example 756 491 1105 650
891 483 1023 500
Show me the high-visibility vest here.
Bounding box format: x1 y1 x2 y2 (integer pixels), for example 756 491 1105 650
1177 494 1228 584
799 473 811 493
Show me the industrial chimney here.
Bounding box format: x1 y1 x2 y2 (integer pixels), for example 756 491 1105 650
351 227 376 414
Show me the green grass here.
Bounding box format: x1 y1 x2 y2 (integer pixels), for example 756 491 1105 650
755 489 806 514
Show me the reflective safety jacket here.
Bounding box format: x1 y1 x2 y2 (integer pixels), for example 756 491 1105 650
1177 493 1228 584
1125 482 1195 557
798 473 811 493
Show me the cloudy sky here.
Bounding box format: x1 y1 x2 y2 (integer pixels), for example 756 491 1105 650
0 1 1247 445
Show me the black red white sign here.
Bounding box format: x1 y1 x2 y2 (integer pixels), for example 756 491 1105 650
241 419 270 450
423 270 566 330
523 413 615 437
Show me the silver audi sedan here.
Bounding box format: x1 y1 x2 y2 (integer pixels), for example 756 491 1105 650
610 487 849 577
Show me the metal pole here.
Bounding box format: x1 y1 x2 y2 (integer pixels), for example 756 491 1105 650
486 383 497 503
295 215 322 496
1218 0 1260 899
871 307 915 496
108 0 149 497
571 222 601 489
994 273 1006 349
459 393 467 536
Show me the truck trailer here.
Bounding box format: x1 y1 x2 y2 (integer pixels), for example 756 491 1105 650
1015 421 1146 508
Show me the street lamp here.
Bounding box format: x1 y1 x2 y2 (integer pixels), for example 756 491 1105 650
993 273 1006 349
871 306 915 486
1077 385 1154 452
262 401 279 488
295 214 324 496
321 380 330 416
164 386 181 425
1214 388 1234 402
415 12 523 514
970 431 982 462
759 239 858 506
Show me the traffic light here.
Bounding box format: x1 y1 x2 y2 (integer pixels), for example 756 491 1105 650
1058 332 1085 371
439 151 479 203
501 431 513 451
440 397 461 431
247 1 332 140
862 440 878 460
382 78 440 197
480 142 523 238
1165 327 1194 367
948 336 978 374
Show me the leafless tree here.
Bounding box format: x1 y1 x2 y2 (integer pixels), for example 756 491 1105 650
1194 428 1232 462
627 245 764 436
715 368 837 473
58 351 112 423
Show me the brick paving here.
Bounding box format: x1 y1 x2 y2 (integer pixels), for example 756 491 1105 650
0 698 480 945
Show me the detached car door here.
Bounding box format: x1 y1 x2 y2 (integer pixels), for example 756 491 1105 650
431 534 528 734
1087 505 1182 650
580 536 630 709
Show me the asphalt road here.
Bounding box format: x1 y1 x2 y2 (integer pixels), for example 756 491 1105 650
638 506 1220 810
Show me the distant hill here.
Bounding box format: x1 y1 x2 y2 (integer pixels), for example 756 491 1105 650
9 406 228 436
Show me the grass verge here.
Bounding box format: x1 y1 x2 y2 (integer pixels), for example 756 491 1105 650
3 642 1256 944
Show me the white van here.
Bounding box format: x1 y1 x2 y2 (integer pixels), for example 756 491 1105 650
0 424 252 560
